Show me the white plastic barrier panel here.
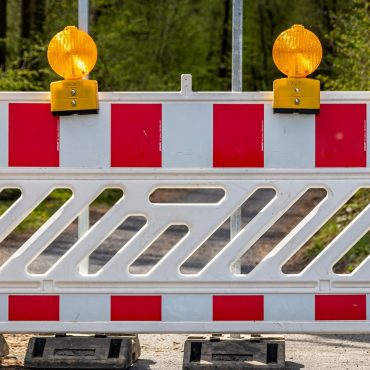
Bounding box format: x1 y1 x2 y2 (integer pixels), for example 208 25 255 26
0 78 369 333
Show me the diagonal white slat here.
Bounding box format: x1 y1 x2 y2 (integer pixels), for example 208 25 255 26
200 182 307 279
0 183 53 242
301 203 370 278
0 171 370 293
47 200 134 279
49 181 197 279
0 182 102 279
353 254 370 279
147 183 258 280
251 182 358 280
49 181 181 279
98 182 254 280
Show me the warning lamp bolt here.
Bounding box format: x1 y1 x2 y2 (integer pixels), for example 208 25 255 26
47 26 99 116
272 24 322 114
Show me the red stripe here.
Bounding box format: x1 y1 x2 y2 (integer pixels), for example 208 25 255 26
9 295 59 321
315 295 366 320
111 104 162 167
111 296 162 321
213 295 264 321
213 104 264 167
9 103 59 167
315 104 366 167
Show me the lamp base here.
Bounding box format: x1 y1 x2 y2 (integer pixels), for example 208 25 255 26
273 77 320 114
50 79 99 116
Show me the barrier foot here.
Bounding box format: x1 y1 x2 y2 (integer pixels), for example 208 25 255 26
24 334 140 369
183 334 285 369
0 335 9 357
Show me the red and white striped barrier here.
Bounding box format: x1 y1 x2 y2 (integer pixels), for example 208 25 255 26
0 81 369 334
0 90 369 169
0 293 370 333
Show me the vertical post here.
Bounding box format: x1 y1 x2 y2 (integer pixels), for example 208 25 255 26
78 0 90 274
78 0 89 33
232 0 243 92
230 0 243 274
230 0 243 339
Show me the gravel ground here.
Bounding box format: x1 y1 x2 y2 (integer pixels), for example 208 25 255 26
2 333 370 369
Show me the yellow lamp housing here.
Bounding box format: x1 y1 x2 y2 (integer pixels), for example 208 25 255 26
47 26 99 116
272 24 322 114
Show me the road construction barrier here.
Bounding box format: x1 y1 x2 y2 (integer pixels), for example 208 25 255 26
0 76 369 334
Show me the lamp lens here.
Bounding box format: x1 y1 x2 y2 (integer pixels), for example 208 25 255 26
47 26 97 80
272 25 322 78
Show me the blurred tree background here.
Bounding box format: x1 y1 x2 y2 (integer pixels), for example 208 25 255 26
0 0 368 92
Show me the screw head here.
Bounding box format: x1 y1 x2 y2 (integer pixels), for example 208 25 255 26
294 98 300 105
295 87 300 93
71 89 76 96
71 100 77 106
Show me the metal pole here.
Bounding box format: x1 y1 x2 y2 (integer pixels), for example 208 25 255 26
230 0 243 339
232 0 243 92
78 0 89 33
78 0 90 274
230 0 243 275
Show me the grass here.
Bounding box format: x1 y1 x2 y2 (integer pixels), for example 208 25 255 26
303 188 370 273
0 189 22 217
0 188 123 234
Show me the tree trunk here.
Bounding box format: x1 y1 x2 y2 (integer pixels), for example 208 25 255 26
0 0 6 70
33 0 45 33
20 0 32 39
219 0 231 80
19 0 45 68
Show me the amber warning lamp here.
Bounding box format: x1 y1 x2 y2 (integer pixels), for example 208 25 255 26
272 24 322 114
47 26 99 115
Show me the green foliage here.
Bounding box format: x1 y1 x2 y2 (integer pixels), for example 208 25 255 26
90 188 123 207
0 189 72 232
0 187 124 233
0 189 21 217
15 189 73 233
304 189 370 273
91 0 229 91
318 0 370 90
0 0 77 90
0 68 42 90
0 0 367 92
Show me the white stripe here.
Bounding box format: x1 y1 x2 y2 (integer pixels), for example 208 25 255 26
59 102 110 168
264 294 314 321
367 103 370 167
0 295 8 322
60 294 110 322
162 294 212 322
0 103 8 167
162 103 213 168
264 104 315 168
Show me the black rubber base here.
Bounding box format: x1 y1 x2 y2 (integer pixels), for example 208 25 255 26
183 335 285 369
25 335 132 369
52 109 99 116
273 108 320 114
